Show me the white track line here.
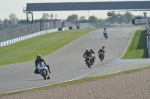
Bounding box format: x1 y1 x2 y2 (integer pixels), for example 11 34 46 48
0 29 98 68
2 27 140 94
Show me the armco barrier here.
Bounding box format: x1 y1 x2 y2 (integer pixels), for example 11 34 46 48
0 25 90 47
147 35 150 58
76 26 80 29
58 27 63 31
0 27 71 47
58 27 69 31
147 36 149 49
146 23 150 58
146 36 150 58
0 28 58 47
69 26 77 30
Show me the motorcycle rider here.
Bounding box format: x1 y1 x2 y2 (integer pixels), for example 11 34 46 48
103 27 107 33
98 48 105 59
83 49 92 64
103 27 108 37
90 48 96 63
102 46 106 53
34 55 51 74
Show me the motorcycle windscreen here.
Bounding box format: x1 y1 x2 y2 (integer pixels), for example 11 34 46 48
37 62 46 70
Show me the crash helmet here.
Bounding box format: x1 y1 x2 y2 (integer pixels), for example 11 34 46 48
86 48 89 52
90 48 93 51
36 55 41 59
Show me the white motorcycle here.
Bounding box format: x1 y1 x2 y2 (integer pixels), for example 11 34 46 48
37 62 50 80
91 53 96 64
103 32 108 39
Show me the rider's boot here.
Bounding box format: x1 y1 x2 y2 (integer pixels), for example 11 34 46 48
48 68 51 73
47 76 50 79
49 70 51 73
103 56 104 59
46 65 51 73
93 58 94 63
85 59 87 64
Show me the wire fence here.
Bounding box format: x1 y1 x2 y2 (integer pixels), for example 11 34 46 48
0 20 75 42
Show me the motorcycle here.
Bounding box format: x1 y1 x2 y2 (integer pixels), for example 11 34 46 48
91 53 96 64
84 56 93 68
99 52 104 61
103 32 108 39
37 62 50 80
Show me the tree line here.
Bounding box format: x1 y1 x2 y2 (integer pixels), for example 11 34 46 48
66 12 145 23
0 12 147 26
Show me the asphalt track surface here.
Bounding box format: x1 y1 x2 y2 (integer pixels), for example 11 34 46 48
0 27 150 93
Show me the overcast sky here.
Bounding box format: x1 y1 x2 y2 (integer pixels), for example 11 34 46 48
0 0 149 20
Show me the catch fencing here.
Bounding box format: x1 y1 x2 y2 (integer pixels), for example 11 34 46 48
146 22 150 57
0 20 75 47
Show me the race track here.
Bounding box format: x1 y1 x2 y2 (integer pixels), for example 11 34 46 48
0 27 149 93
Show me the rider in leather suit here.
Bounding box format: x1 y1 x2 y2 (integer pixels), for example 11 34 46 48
103 28 108 37
90 48 96 63
102 46 106 53
98 48 105 59
83 49 92 64
34 55 51 74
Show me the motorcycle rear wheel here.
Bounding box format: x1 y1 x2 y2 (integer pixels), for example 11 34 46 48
41 70 47 80
88 63 91 68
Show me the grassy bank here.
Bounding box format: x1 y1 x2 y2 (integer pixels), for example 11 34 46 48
121 30 148 58
1 28 150 96
0 29 96 66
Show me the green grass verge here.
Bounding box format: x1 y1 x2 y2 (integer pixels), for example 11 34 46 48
1 65 150 96
1 28 149 96
0 29 96 66
121 30 148 58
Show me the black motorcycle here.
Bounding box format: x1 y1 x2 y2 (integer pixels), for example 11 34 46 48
84 56 93 68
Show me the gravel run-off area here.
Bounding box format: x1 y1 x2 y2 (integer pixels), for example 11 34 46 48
1 69 150 99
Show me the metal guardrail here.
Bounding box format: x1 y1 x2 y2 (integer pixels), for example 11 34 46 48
0 27 70 47
0 20 75 47
0 20 75 43
146 23 150 58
